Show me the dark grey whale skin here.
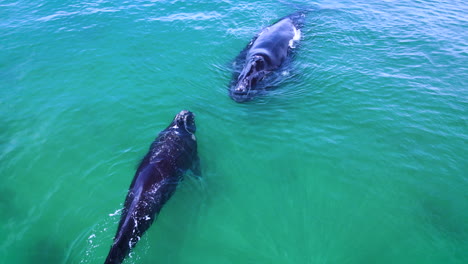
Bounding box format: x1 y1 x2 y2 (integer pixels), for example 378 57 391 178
229 12 305 102
104 110 200 264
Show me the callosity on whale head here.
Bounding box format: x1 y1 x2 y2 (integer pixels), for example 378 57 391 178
230 55 268 102
171 110 196 134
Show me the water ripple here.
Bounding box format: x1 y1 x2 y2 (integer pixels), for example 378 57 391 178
1 1 467 263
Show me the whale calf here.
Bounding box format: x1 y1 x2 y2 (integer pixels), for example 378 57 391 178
105 110 200 264
229 12 304 102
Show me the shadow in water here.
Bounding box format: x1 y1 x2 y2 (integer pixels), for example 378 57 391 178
0 187 17 220
419 198 468 243
28 238 64 264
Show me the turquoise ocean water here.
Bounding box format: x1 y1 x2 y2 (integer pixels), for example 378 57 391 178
1 0 467 263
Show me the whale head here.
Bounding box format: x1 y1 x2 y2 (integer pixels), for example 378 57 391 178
230 55 268 102
172 110 196 134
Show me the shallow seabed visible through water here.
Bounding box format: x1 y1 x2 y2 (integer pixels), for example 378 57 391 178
1 0 467 263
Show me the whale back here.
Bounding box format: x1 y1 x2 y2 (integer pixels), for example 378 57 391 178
247 18 296 68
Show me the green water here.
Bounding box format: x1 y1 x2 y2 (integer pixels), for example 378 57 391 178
1 0 467 263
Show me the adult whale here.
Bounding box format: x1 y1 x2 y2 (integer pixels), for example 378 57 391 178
104 110 200 264
229 12 305 102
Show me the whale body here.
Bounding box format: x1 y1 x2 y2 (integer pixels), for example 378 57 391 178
229 12 304 102
105 110 200 264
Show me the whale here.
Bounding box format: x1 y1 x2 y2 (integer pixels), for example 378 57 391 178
229 12 304 102
104 110 200 264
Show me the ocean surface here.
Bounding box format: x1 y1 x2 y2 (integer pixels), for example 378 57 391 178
1 0 467 263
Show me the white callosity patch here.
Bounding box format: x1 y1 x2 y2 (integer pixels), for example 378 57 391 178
289 25 301 48
183 117 191 133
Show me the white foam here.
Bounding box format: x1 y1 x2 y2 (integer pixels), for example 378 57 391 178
109 208 122 217
289 26 301 48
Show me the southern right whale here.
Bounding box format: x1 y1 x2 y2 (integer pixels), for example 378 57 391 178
104 110 200 264
229 12 305 102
